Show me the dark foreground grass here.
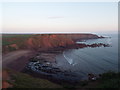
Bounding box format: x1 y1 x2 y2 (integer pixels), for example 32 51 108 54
6 69 62 88
97 71 120 88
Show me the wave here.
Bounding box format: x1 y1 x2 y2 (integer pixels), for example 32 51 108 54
63 51 76 66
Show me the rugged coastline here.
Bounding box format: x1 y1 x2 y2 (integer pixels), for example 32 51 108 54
24 41 110 83
2 34 111 87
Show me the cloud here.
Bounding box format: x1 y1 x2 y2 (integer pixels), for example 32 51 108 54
48 16 64 19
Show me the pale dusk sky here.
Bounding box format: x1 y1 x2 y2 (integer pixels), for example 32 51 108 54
1 2 118 33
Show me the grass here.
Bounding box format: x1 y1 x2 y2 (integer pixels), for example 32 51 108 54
97 71 120 88
6 70 62 88
2 34 34 46
75 71 120 89
2 34 36 53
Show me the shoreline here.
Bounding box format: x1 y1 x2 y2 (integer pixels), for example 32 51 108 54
23 42 110 83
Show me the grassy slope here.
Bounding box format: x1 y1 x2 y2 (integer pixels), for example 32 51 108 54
2 34 35 53
6 69 62 88
2 34 34 46
97 71 120 88
76 71 120 88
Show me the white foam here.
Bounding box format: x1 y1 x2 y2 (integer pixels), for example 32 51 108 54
63 51 73 65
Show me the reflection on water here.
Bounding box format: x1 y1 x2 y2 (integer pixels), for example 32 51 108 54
55 34 118 80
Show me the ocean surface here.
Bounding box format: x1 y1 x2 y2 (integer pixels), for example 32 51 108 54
55 34 118 80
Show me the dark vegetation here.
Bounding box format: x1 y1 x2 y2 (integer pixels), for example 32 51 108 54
97 71 120 88
4 69 62 88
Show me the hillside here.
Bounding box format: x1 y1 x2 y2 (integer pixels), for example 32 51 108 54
2 69 62 88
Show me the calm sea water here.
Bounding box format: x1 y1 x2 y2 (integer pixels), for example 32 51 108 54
55 34 118 80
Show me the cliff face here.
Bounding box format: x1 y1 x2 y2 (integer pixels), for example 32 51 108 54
2 34 100 53
26 35 75 51
26 34 99 51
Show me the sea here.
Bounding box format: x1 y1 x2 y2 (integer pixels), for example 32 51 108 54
55 33 119 80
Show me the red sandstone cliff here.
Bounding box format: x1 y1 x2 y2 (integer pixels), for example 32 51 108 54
26 34 75 51
2 34 100 53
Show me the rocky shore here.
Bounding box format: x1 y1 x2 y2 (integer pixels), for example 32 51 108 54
25 42 110 83
25 52 80 83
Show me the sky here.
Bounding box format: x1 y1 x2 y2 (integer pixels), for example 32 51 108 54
1 2 118 33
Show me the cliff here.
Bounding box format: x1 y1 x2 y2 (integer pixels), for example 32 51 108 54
2 34 101 53
26 34 100 51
